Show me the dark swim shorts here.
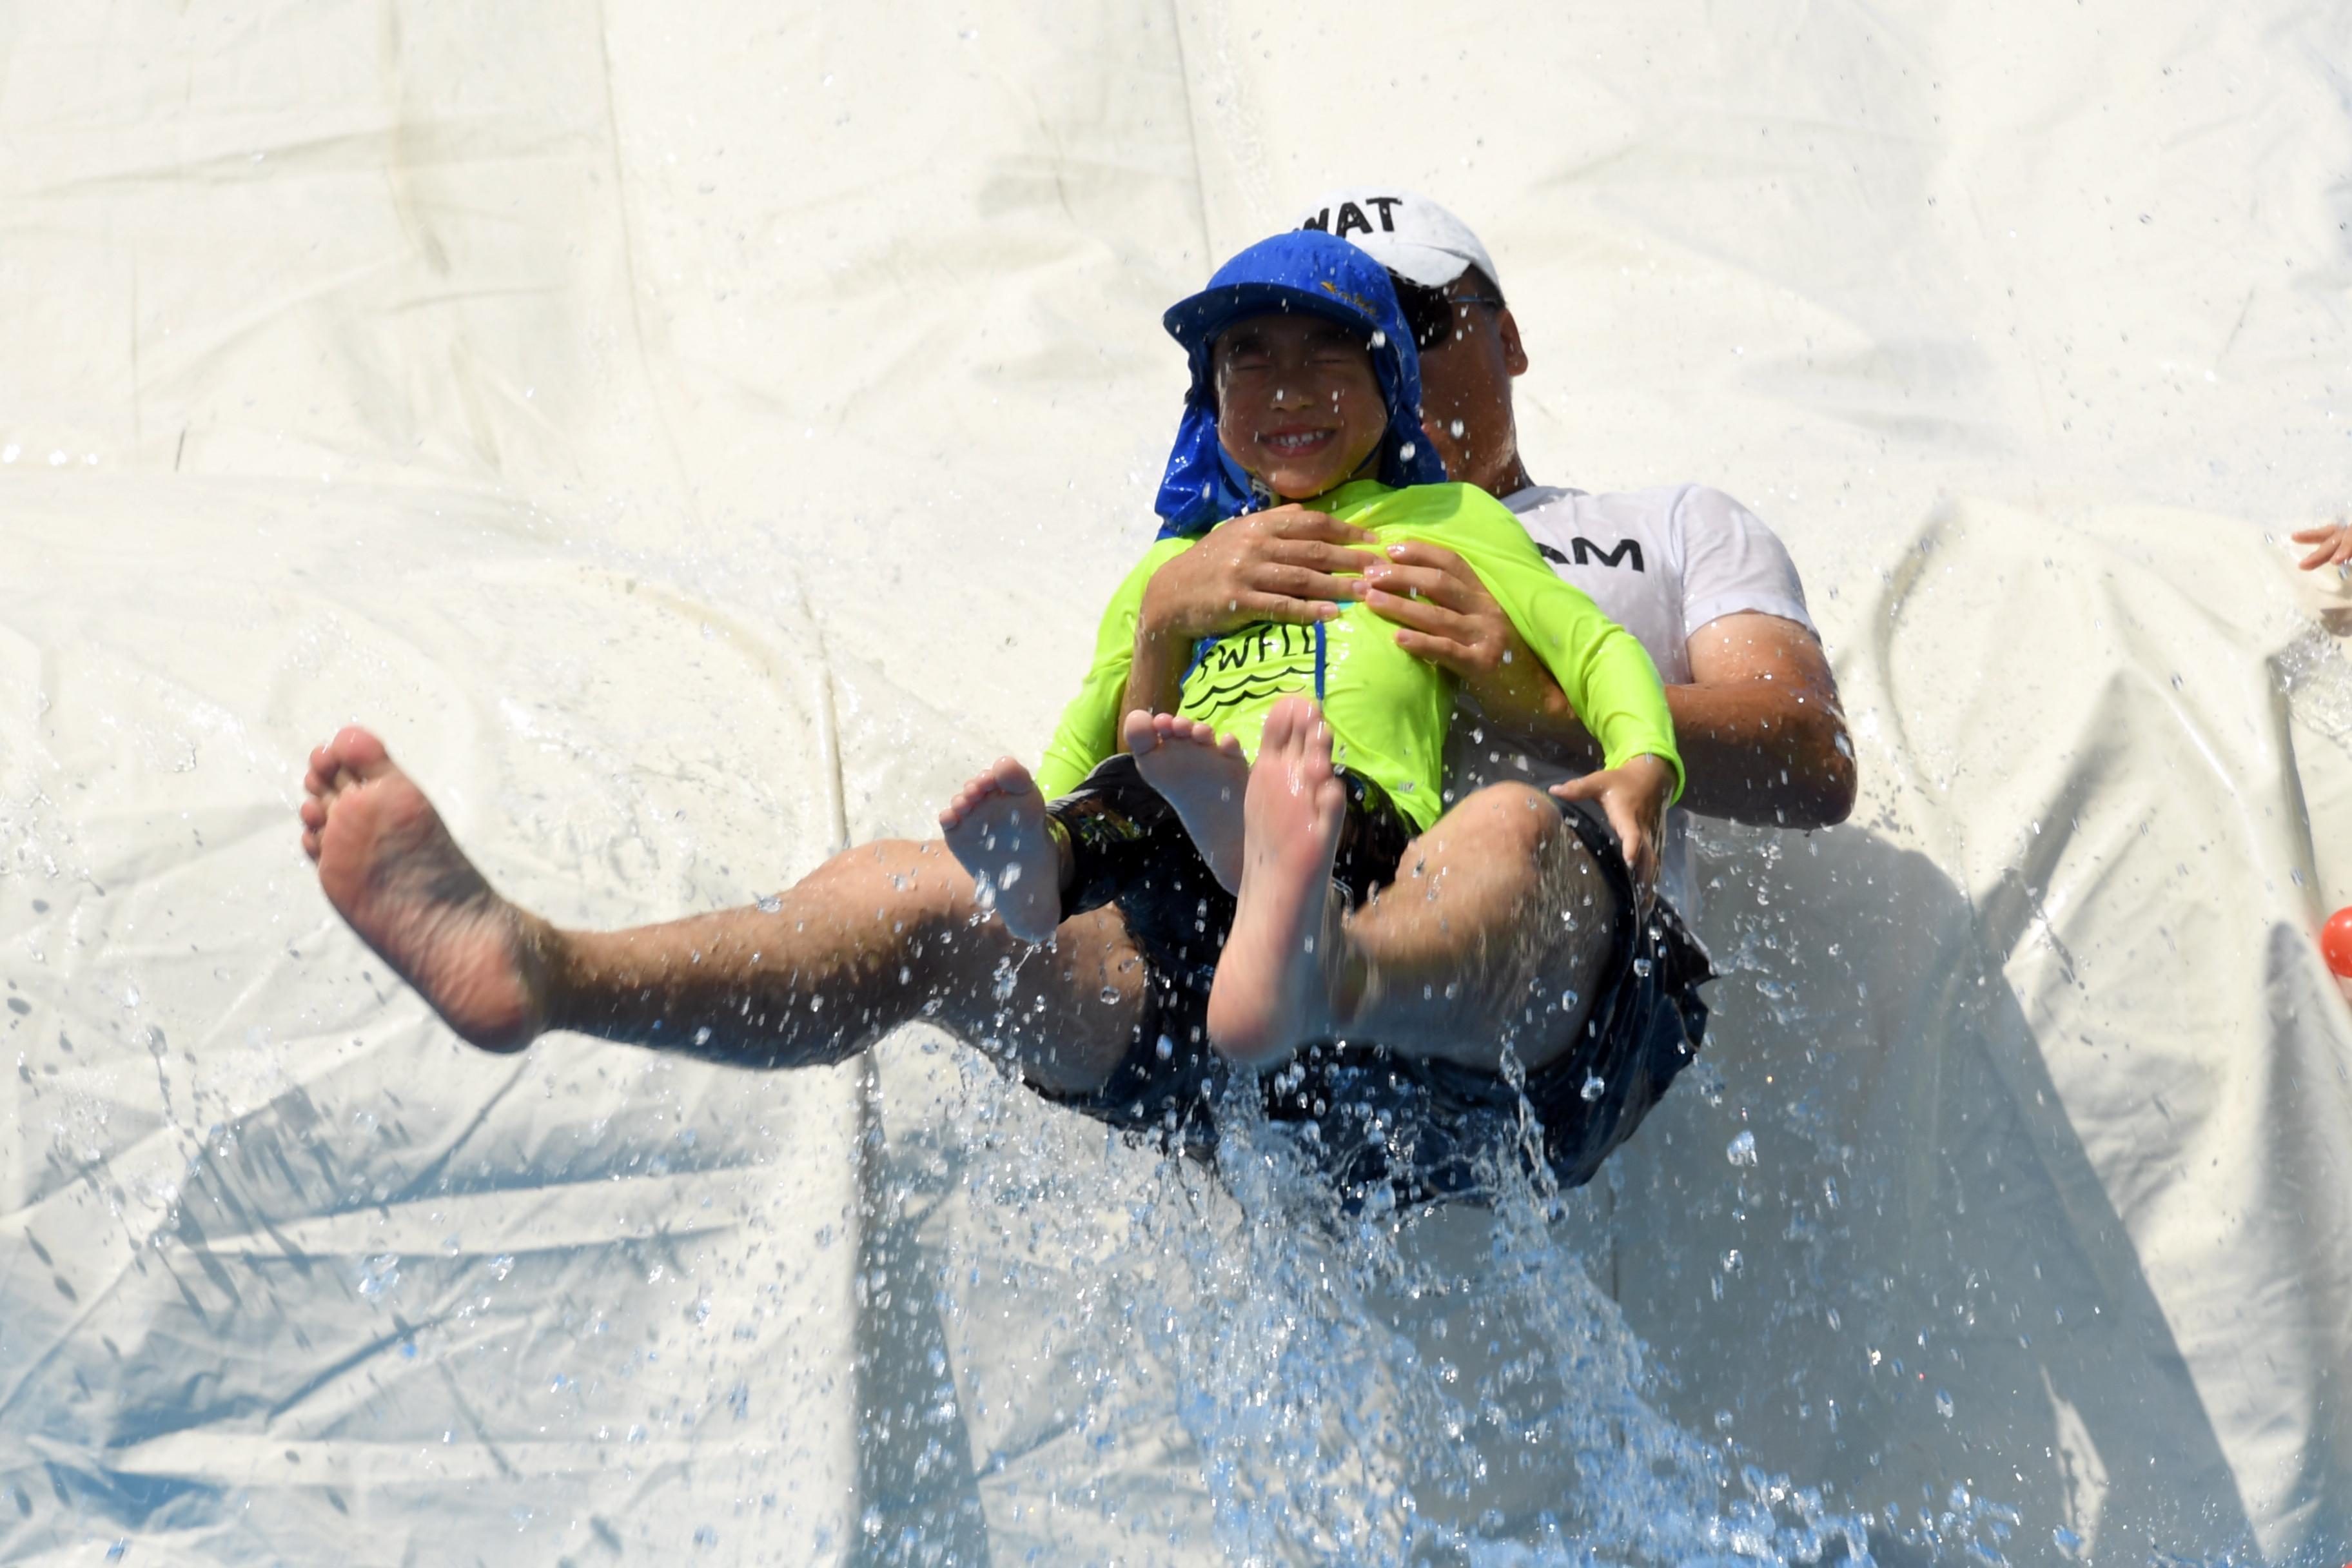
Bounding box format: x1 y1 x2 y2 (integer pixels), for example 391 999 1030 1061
1032 756 1712 1204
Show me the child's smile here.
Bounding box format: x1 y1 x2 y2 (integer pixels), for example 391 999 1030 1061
1211 314 1390 501
1258 424 1342 456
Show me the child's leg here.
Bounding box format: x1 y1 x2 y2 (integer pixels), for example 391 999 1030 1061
1124 709 1250 894
1200 705 1618 1075
940 758 1070 943
1204 698 1349 1065
1331 783 1618 1076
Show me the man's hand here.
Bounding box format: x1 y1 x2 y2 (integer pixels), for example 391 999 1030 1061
2293 522 2352 572
1549 752 1674 897
1139 505 1382 640
1359 540 1569 728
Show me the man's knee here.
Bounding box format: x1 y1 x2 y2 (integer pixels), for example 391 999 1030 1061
802 837 974 925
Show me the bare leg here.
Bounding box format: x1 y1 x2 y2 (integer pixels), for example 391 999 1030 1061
1204 698 1348 1066
302 727 1142 1095
940 756 1064 943
300 727 549 1051
1336 783 1618 1078
1193 710 1619 1079
1124 709 1249 892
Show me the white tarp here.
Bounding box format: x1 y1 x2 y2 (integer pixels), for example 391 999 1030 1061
2 2 2347 1562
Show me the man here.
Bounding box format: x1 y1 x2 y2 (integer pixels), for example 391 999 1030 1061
298 189 1850 1194
1293 188 1851 919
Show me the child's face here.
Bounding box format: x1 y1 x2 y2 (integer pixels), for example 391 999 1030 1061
1210 314 1387 500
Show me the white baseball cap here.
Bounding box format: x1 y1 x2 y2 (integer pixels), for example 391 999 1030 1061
1293 187 1504 299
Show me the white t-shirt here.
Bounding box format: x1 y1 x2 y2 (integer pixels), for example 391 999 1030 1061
1441 482 1816 921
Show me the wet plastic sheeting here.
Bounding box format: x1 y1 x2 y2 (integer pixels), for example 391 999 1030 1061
3 1 2349 1563
0 482 861 1562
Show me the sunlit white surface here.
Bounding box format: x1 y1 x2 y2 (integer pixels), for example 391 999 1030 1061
2 3 2348 1562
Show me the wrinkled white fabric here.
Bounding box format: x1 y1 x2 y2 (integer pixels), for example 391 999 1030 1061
2 1 2348 1563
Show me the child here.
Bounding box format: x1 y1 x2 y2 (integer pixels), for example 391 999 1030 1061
941 231 1698 1126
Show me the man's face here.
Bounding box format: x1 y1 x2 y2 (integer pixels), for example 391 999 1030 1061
1211 313 1387 500
1414 275 1529 496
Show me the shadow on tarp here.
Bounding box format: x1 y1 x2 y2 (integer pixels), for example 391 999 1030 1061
843 823 2284 1568
0 1037 856 1565
1607 819 2264 1566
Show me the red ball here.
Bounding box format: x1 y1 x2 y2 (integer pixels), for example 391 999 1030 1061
2324 908 2352 979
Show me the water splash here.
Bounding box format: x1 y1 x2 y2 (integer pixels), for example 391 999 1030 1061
898 1052 1883 1565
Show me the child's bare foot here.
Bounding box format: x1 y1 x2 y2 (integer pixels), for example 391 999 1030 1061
1125 709 1249 893
939 758 1062 943
1206 698 1346 1067
299 727 549 1052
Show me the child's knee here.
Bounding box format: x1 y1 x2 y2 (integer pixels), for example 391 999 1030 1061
1449 781 1562 861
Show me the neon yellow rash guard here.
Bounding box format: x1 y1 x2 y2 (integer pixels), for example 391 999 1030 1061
1036 479 1682 832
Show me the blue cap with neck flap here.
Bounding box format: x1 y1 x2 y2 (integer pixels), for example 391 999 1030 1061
1153 229 1444 539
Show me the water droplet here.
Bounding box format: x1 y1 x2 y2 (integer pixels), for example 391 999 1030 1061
755 894 782 914
357 1253 400 1298
489 1254 514 1281
1154 1034 1174 1061
121 983 141 1010
1579 1072 1604 1102
1399 442 1417 460
1447 419 1465 438
1369 329 1387 348
1721 1248 1743 1275
1935 1387 1955 1418
693 1524 718 1547
2171 673 2184 690
1726 1130 1758 1167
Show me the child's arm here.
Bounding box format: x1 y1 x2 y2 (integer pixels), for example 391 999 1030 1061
1492 567 1683 890
1456 547 1683 801
1406 498 1683 885
1363 487 1681 797
1037 540 1191 797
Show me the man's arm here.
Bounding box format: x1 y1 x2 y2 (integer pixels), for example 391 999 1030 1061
1663 612 1854 827
1364 545 1855 829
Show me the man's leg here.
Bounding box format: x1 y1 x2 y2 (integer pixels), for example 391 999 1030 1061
299 727 1144 1096
1207 705 1616 1076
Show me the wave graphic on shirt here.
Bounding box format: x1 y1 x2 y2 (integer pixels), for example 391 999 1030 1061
1181 622 1320 723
